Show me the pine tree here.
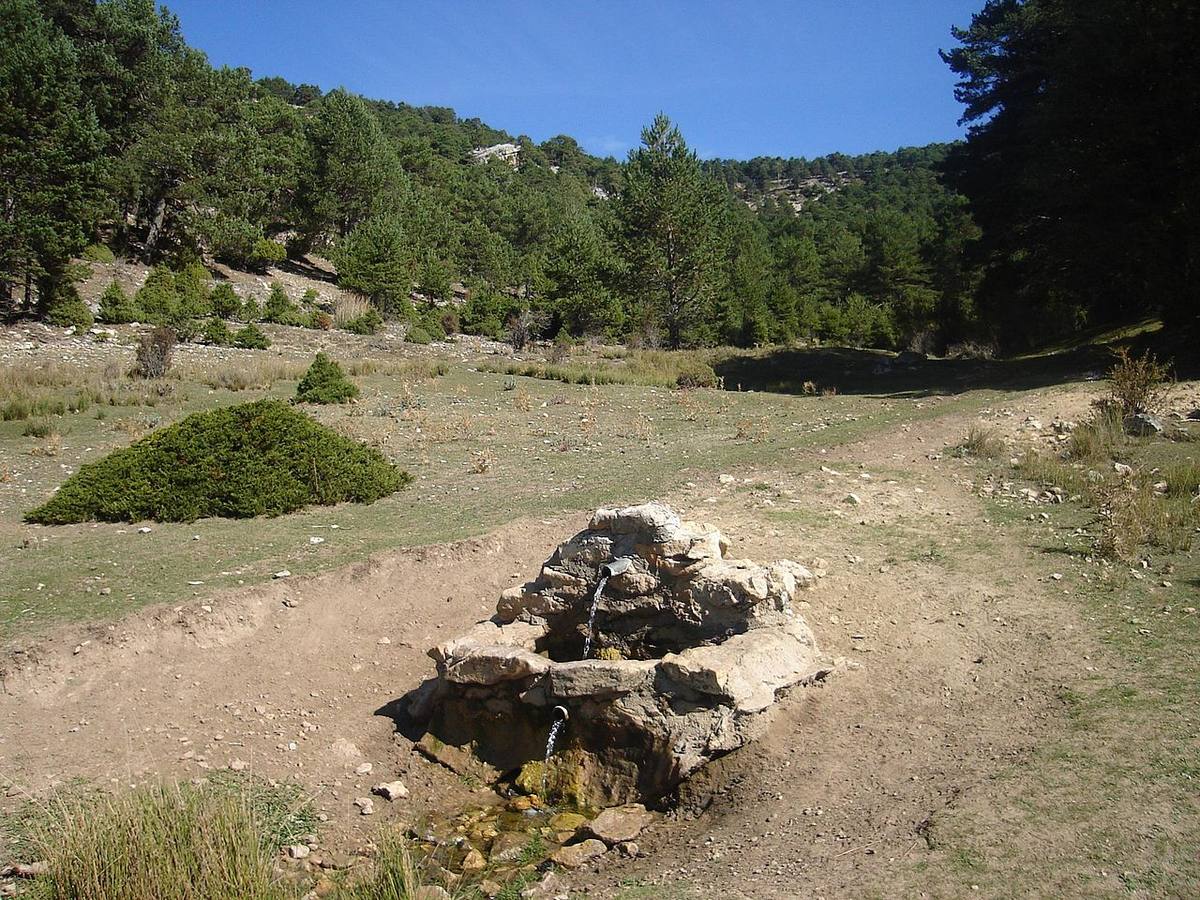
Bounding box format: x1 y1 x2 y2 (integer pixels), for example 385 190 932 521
617 114 728 348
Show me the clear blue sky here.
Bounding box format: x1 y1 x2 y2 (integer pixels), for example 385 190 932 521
167 0 980 161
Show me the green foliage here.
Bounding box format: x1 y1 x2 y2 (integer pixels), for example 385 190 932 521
619 115 729 347
82 243 115 263
201 317 233 346
134 267 178 324
240 296 261 322
942 0 1200 344
342 308 383 335
262 282 297 324
295 353 359 404
404 326 432 345
232 324 270 350
98 281 140 324
25 399 410 523
332 215 412 313
209 282 241 319
45 284 94 330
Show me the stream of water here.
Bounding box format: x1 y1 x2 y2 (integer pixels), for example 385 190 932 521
581 574 608 659
542 706 569 795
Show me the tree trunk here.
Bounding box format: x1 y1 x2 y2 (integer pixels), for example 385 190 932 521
145 196 168 254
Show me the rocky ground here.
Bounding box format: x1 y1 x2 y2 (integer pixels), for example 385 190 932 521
3 374 1167 898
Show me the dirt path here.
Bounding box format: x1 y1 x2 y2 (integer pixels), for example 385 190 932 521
0 387 1100 898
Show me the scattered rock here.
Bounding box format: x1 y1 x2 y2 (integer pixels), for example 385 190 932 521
228 759 248 771
273 570 291 579
584 803 654 845
488 831 528 863
551 838 607 868
520 870 571 899
1 862 48 878
372 780 408 801
1113 462 1133 477
1123 413 1163 436
617 841 640 858
549 811 588 833
844 493 862 505
137 526 151 534
354 762 373 776
460 848 486 871
286 845 310 859
718 473 735 485
353 797 374 816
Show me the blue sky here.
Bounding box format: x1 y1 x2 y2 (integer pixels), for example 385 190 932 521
167 0 980 160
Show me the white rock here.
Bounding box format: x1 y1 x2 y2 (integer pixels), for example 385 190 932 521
286 844 309 859
371 780 408 801
273 570 291 579
718 474 735 485
354 762 373 775
353 797 374 815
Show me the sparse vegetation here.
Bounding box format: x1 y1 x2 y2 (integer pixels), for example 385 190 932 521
955 424 1004 459
1103 347 1173 416
25 399 410 524
132 327 177 379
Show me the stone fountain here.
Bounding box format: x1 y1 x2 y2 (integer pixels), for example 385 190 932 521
413 502 832 807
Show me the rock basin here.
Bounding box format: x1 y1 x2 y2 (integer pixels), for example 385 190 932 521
413 502 833 807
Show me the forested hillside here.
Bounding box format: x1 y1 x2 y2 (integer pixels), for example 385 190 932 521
2 0 1195 354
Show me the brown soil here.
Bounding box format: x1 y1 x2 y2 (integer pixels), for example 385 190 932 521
0 389 1105 897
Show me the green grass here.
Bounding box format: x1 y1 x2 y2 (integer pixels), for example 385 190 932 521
12 775 315 900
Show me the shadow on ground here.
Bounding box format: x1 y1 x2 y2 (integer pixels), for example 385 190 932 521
714 345 1116 398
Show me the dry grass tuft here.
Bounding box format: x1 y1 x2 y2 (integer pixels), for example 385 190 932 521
956 424 1005 459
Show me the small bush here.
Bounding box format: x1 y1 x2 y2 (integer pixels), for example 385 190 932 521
295 353 359 404
1104 347 1172 416
310 311 333 331
262 283 296 324
82 242 116 263
201 317 234 346
26 399 410 523
301 288 319 306
232 324 271 350
23 419 54 438
439 307 461 335
98 281 141 324
343 308 384 335
1067 406 1125 460
209 282 241 319
674 360 719 389
132 327 177 378
955 424 1004 459
135 266 179 324
405 326 432 345
240 296 261 322
250 237 286 269
46 284 94 331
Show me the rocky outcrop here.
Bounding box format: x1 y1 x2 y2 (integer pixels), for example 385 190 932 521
414 502 831 806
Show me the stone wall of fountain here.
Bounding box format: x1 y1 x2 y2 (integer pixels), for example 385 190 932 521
413 502 832 807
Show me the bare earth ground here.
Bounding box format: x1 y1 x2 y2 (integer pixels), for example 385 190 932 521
3 370 1152 899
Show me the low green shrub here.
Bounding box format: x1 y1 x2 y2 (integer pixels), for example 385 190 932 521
240 297 261 322
342 308 383 335
25 399 410 523
209 282 242 319
233 324 271 350
673 360 719 389
201 317 234 346
23 419 55 438
45 285 94 331
295 353 359 404
405 326 432 345
82 243 116 263
262 283 297 325
98 281 141 324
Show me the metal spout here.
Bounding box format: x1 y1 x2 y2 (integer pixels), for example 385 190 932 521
599 557 633 578
552 705 569 722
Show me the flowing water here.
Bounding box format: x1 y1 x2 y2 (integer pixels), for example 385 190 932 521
542 706 569 796
581 575 608 659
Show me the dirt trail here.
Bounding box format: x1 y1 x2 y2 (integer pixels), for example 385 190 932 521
0 388 1098 897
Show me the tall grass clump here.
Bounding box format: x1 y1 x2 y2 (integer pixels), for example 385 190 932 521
25 399 410 524
18 776 314 900
955 424 1005 459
